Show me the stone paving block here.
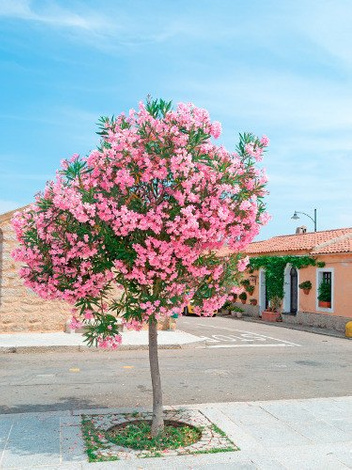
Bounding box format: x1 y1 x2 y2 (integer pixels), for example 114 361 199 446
301 400 351 420
199 406 263 452
41 465 82 470
260 401 318 423
191 464 256 469
286 418 352 444
0 417 13 450
250 455 287 470
325 418 352 433
9 415 61 440
1 464 82 470
215 402 281 425
60 417 86 463
241 422 312 447
80 450 253 469
1 415 61 469
1 447 62 468
334 446 352 467
270 444 351 470
60 416 82 427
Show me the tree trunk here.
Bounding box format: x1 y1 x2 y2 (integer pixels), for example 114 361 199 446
148 318 164 436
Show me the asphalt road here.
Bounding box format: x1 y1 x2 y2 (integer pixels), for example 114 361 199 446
1 316 351 414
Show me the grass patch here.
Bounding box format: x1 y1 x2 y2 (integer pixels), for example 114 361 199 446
81 411 238 462
81 416 119 462
106 419 202 451
194 446 237 455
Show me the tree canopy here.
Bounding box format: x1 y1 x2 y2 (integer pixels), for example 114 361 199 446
12 99 269 347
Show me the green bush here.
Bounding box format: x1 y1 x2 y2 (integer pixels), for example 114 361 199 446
318 281 331 302
299 280 312 290
239 292 247 301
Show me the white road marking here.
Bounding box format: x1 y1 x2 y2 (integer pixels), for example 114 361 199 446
196 323 237 331
195 323 301 347
233 328 301 346
208 343 296 348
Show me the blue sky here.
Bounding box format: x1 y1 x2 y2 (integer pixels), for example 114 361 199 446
1 0 351 240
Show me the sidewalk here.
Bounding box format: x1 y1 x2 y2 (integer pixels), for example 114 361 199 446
0 329 206 354
0 396 351 469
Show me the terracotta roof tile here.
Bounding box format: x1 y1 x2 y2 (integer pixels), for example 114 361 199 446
312 233 352 254
246 228 352 255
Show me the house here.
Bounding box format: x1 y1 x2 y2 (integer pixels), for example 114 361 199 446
242 227 352 332
0 208 71 333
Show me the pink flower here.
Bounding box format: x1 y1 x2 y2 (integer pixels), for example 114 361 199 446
237 256 249 272
211 121 222 139
69 317 83 330
260 135 270 146
11 99 269 342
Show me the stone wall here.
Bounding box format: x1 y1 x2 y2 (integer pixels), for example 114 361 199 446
0 209 71 333
281 311 350 333
233 302 260 317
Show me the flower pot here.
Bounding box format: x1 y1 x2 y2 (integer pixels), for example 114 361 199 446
303 289 310 295
240 299 246 304
250 300 257 306
318 300 331 308
261 310 281 322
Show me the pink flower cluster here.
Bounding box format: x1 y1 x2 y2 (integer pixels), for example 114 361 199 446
97 334 122 349
12 100 269 348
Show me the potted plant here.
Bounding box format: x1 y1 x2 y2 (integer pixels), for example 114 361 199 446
250 298 257 306
241 279 250 288
232 293 238 302
241 278 254 295
246 285 255 295
262 296 282 322
318 280 331 308
231 306 244 318
299 280 312 295
239 292 247 304
220 300 232 315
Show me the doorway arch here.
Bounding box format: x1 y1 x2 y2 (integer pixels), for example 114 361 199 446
259 269 268 315
283 264 298 314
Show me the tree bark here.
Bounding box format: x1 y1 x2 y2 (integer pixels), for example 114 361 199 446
148 318 164 436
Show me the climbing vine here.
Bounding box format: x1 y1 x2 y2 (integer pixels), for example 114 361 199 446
249 256 324 301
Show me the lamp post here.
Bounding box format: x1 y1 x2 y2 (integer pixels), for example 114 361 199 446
291 209 317 232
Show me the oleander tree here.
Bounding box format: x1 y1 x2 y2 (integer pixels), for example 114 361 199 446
12 98 269 435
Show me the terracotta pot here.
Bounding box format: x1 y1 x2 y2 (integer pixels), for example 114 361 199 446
240 299 246 304
303 289 310 295
250 300 257 306
261 310 281 322
318 300 331 308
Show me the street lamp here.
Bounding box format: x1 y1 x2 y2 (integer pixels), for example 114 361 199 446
291 209 317 232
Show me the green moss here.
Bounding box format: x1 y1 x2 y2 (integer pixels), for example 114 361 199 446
249 255 323 301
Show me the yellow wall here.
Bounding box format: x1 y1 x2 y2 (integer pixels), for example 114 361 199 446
298 254 352 317
247 253 352 318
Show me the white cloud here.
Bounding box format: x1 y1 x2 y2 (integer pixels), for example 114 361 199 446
296 0 352 68
0 172 52 181
175 70 352 134
0 0 109 31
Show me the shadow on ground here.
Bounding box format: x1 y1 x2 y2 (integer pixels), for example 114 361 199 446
0 396 107 414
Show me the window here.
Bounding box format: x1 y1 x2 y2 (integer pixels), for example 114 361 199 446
316 268 334 312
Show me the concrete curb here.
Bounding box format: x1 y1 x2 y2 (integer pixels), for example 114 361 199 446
0 339 206 354
220 313 347 339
